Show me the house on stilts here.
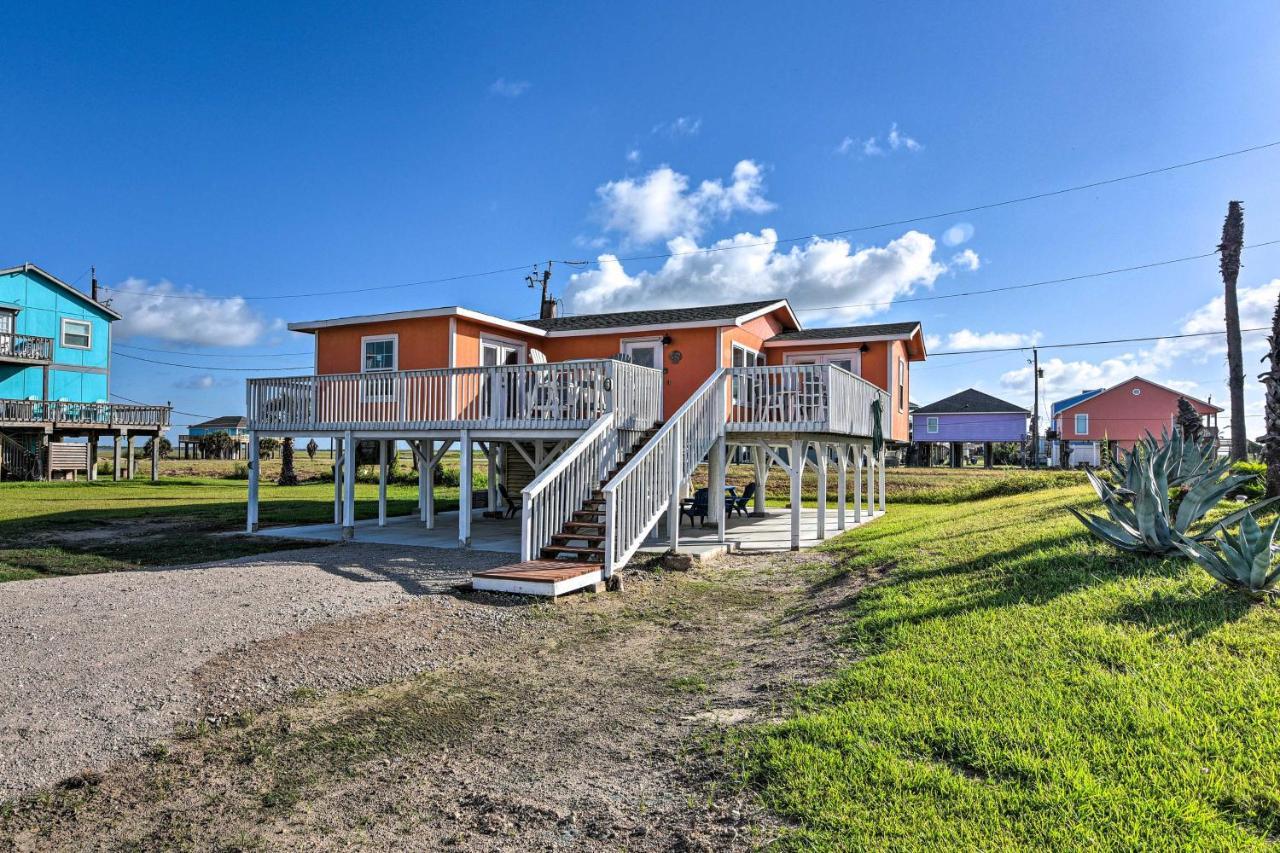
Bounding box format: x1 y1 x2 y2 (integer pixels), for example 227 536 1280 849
245 299 926 596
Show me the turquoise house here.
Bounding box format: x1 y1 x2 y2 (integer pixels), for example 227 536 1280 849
0 263 118 402
0 263 169 481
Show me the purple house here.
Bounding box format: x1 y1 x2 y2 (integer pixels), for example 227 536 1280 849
912 388 1030 467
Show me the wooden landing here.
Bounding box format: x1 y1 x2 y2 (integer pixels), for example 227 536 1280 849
471 560 604 597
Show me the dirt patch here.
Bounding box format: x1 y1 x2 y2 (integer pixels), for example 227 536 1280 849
22 517 198 546
0 549 882 851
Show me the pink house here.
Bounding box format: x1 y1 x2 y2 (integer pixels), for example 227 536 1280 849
1050 376 1221 462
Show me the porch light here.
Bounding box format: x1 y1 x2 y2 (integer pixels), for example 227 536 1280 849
661 334 673 345
859 343 870 353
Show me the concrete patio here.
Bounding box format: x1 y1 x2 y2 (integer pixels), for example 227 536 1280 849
639 506 884 560
255 508 521 554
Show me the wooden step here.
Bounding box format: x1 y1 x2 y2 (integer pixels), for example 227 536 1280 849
572 511 604 523
551 533 605 546
471 560 603 598
540 545 604 561
563 521 604 533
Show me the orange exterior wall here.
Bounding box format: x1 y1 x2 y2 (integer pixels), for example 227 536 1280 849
764 339 910 441
314 316 453 374
1057 378 1220 449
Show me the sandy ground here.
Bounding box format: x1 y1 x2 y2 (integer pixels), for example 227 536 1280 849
0 550 882 851
0 543 515 800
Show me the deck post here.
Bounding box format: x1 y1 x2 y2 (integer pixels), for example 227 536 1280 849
342 431 356 540
150 433 160 481
866 445 874 517
333 437 343 525
667 425 682 550
377 439 388 527
790 439 804 550
127 434 137 480
879 447 887 513
751 444 768 517
88 434 98 481
484 441 497 514
836 442 847 531
247 429 260 532
458 430 472 547
854 444 863 523
710 435 726 544
815 443 828 541
112 433 121 481
417 440 431 525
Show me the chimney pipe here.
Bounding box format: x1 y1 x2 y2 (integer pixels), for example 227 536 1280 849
90 266 98 302
540 294 558 319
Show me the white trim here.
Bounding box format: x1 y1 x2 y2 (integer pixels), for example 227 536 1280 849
478 332 527 366
914 410 1030 416
289 305 547 337
733 299 796 329
782 348 860 374
0 264 123 320
1075 413 1089 436
60 317 93 350
763 326 922 347
897 356 906 413
471 567 603 597
448 318 456 367
731 341 764 367
360 333 398 372
620 335 664 369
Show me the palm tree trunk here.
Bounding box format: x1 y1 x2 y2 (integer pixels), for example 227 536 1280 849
278 436 299 486
1220 200 1247 462
1262 288 1280 497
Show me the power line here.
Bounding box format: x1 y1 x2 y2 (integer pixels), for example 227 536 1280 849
112 351 311 371
93 139 1280 303
929 326 1269 357
794 239 1280 312
110 392 213 419
115 342 312 358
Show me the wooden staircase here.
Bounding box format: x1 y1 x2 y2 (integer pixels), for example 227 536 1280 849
471 423 661 597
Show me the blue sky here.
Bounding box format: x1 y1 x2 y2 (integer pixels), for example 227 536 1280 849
2 2 1278 436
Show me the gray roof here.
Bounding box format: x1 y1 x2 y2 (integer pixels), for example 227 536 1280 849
523 300 783 332
192 415 247 429
768 322 920 341
913 388 1029 415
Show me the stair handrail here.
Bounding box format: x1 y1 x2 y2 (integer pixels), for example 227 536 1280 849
602 368 729 576
519 412 620 562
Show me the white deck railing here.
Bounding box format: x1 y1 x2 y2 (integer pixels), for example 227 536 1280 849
603 369 729 575
520 413 620 561
726 364 889 435
247 359 662 432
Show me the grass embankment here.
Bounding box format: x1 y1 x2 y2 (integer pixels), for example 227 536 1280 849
0 478 461 582
736 484 1280 849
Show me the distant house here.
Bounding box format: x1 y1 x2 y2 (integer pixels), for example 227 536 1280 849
1049 376 1221 466
0 263 169 480
179 415 250 459
911 388 1029 467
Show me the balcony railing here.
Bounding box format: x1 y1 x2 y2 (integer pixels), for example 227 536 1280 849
0 398 171 428
726 364 890 437
247 359 664 433
0 333 53 363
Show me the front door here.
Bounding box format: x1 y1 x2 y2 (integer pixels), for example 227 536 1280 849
481 337 525 419
621 339 662 370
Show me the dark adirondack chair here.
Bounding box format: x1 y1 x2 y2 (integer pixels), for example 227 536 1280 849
498 484 521 519
732 482 757 517
680 488 709 527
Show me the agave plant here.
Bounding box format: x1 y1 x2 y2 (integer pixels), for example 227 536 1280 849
1070 436 1278 555
1107 427 1217 494
1176 511 1280 596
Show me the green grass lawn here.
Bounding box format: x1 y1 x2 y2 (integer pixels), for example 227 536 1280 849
0 477 461 582
736 484 1280 849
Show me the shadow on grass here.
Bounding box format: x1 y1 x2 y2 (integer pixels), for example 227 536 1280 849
1106 584 1254 641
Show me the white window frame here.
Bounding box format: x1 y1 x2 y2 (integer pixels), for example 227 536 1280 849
783 349 861 375
731 342 763 368
61 318 92 350
479 333 527 367
926 416 939 434
897 357 906 412
1075 413 1089 436
360 333 398 403
620 336 664 370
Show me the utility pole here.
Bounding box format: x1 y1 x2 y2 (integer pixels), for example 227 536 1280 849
527 262 557 320
1030 348 1042 468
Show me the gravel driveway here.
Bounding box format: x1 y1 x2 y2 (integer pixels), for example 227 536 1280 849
0 543 512 801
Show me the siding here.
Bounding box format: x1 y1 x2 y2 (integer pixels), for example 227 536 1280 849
1055 378 1219 448
914 412 1028 442
0 269 113 402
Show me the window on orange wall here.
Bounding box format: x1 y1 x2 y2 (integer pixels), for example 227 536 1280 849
897 357 906 412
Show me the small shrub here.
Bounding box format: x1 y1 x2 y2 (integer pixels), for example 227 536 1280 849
228 463 249 480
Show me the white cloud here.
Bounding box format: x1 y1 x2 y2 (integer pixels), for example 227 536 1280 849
595 160 773 245
626 147 641 163
175 374 216 390
564 228 947 322
943 329 1041 351
950 249 981 272
489 77 530 98
943 223 974 246
841 122 923 158
652 116 701 138
109 278 273 347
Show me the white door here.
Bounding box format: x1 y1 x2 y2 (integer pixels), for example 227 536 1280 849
481 338 525 419
786 351 859 374
622 339 662 369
